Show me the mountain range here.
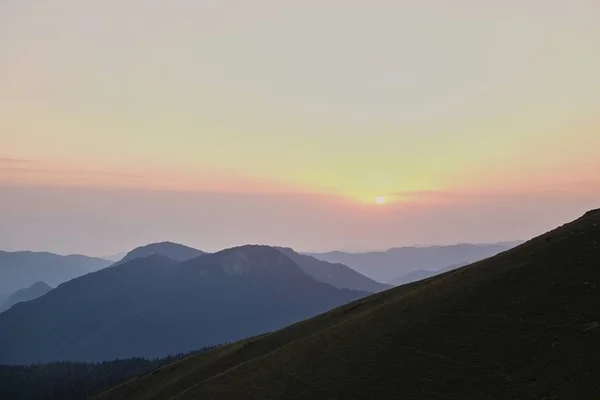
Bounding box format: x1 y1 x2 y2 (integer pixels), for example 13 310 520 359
308 241 522 282
275 247 390 292
96 209 600 400
0 251 111 295
388 262 466 286
0 281 52 313
0 245 369 364
0 240 519 298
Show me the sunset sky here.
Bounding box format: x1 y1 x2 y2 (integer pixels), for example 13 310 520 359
1 0 599 255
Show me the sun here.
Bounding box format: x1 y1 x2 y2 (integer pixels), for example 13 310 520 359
375 196 387 205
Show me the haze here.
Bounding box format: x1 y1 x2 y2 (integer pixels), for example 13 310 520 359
1 0 599 255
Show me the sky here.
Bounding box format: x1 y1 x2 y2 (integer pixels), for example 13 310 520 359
1 0 599 256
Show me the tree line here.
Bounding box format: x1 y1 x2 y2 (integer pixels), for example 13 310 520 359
0 346 219 400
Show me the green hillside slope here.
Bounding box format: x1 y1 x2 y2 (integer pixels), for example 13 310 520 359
97 209 600 400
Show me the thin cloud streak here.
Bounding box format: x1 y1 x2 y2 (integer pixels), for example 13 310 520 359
1 184 597 256
0 157 35 164
0 159 338 197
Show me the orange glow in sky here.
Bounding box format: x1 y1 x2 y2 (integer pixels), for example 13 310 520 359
1 0 599 254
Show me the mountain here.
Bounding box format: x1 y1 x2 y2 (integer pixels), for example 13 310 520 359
97 210 600 400
100 252 128 262
0 251 111 294
307 241 522 282
0 246 366 364
114 241 205 265
388 262 466 286
117 244 388 293
276 247 390 292
0 281 52 313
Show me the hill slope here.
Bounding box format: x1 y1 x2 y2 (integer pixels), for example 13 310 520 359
0 281 52 313
308 241 521 282
0 251 111 294
97 210 600 400
277 247 390 292
114 241 205 265
388 262 466 286
0 246 366 364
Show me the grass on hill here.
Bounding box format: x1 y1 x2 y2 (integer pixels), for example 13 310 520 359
97 209 600 400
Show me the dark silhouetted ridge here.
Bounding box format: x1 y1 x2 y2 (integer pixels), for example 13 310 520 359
582 208 600 218
96 209 600 400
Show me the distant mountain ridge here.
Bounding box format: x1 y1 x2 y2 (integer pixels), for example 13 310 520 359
307 241 523 282
112 242 388 293
0 245 367 364
0 282 52 313
0 251 111 294
114 241 206 265
95 210 600 400
276 247 390 292
100 252 128 262
388 263 466 286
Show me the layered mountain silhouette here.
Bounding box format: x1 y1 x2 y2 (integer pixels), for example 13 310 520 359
113 241 206 265
96 210 600 400
113 242 388 293
0 281 52 313
276 247 390 292
307 241 522 282
388 262 466 286
0 245 367 364
100 251 128 262
0 251 111 294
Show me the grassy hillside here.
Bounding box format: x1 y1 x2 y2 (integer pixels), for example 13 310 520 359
97 209 600 400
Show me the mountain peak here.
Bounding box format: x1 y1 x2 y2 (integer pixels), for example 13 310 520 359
117 242 205 265
1 281 53 313
188 245 300 278
29 281 52 290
